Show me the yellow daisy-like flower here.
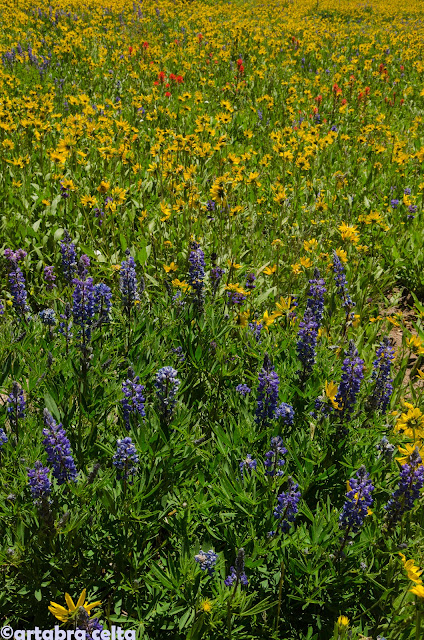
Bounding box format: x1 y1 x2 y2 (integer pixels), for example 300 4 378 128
237 310 250 327
337 615 349 628
406 335 424 356
48 589 101 623
394 404 424 440
399 553 423 584
325 381 340 410
163 262 178 273
200 598 213 613
263 264 277 275
410 584 424 599
335 248 348 263
396 443 424 466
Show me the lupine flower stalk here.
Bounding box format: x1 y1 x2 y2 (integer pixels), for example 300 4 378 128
255 353 280 428
335 341 364 422
264 436 287 477
121 368 146 430
240 454 257 478
194 549 218 576
188 241 205 309
42 409 78 485
113 436 139 482
225 548 248 587
368 338 394 413
27 461 53 526
155 366 181 422
5 250 30 320
339 465 374 537
120 250 139 318
60 231 77 283
93 283 112 324
273 477 301 532
72 277 95 356
7 382 25 441
385 448 424 528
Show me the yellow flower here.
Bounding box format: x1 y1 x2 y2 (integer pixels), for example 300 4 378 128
304 239 318 252
263 264 277 275
261 310 277 328
200 598 212 613
416 369 424 380
227 259 241 270
172 279 189 292
337 616 349 628
80 194 97 207
394 405 424 440
300 256 312 268
335 248 348 263
396 443 424 466
410 584 424 598
407 335 424 356
237 310 250 327
291 263 301 275
97 180 110 194
399 553 423 584
352 314 360 328
48 589 101 623
339 223 360 244
275 296 293 313
163 262 178 273
325 381 340 410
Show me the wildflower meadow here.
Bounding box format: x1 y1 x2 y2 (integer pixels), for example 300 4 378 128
1 0 424 638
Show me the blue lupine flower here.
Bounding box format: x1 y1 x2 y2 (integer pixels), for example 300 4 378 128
225 548 248 587
42 409 78 485
59 303 73 343
210 266 225 296
385 448 424 527
120 251 139 314
72 277 95 342
404 188 411 195
94 283 112 323
7 382 25 424
78 254 90 279
39 308 56 326
113 436 139 482
27 461 51 502
339 466 374 533
60 231 77 283
368 338 394 413
376 436 395 461
5 250 30 319
245 273 256 291
273 477 301 532
390 199 400 209
121 370 146 430
255 354 280 427
188 241 205 307
155 366 181 421
275 402 294 426
296 307 319 375
240 454 257 478
264 436 287 477
236 383 251 396
335 341 364 421
306 269 326 324
194 549 218 575
44 266 56 290
332 251 355 311
249 322 263 343
0 428 8 448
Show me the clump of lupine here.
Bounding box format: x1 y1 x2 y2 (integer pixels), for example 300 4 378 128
42 409 78 485
154 366 181 422
121 368 146 430
113 437 139 482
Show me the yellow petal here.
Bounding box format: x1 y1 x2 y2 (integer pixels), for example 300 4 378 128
48 603 69 615
76 589 87 609
65 593 76 612
84 601 102 613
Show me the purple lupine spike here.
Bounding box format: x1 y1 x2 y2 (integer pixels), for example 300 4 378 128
39 308 56 326
368 338 394 413
332 251 355 311
0 428 8 449
120 250 139 314
273 477 301 532
27 461 51 502
121 368 145 430
72 277 95 342
60 231 77 283
236 383 251 397
94 283 112 324
194 550 218 576
78 254 90 279
240 454 257 478
113 436 139 482
225 548 248 587
42 409 78 485
385 448 424 527
44 265 56 290
339 466 374 533
4 250 30 319
335 341 364 421
264 436 287 477
296 307 319 375
188 241 205 308
155 366 180 421
255 354 280 427
274 402 294 426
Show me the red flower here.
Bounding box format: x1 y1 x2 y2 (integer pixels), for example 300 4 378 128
400 98 404 105
365 86 370 95
142 42 149 49
158 71 166 83
165 91 171 97
128 46 133 55
176 75 183 84
400 65 404 71
198 33 203 42
341 98 347 105
315 94 322 105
